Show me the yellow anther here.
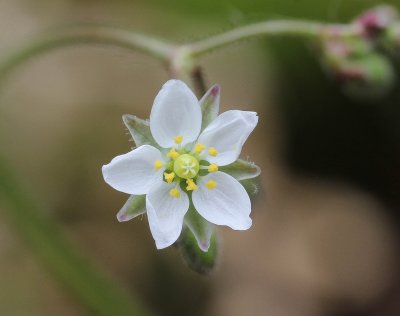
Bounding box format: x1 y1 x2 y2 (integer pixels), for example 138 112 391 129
186 179 198 191
154 160 163 171
206 180 217 190
167 148 180 160
174 135 183 144
208 164 218 172
194 143 205 154
169 188 180 198
208 147 218 157
164 172 175 184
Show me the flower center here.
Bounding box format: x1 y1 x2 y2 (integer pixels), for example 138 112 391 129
173 154 199 179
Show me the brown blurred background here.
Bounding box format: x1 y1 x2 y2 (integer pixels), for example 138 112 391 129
1 0 400 315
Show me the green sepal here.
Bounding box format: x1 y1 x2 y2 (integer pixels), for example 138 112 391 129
219 159 261 181
178 225 218 275
200 84 220 131
122 114 160 148
184 205 213 252
116 195 146 222
240 178 260 199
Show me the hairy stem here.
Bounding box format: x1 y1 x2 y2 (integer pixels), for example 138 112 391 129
0 24 175 79
0 20 361 83
0 157 153 316
188 20 360 56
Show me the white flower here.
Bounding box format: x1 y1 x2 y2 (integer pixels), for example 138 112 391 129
102 80 259 250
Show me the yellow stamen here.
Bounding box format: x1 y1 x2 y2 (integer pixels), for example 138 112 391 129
167 148 180 160
186 179 198 191
194 143 205 154
164 172 175 184
206 180 217 190
208 147 218 157
154 160 163 171
208 164 218 173
169 188 180 198
174 135 183 144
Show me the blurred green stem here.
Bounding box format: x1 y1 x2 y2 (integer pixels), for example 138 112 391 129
0 24 174 78
0 20 361 82
0 157 153 316
171 20 360 94
188 20 360 56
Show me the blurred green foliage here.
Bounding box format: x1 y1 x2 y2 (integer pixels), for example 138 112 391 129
152 0 399 23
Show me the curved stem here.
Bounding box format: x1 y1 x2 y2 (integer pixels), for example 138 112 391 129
188 20 361 57
0 20 361 83
0 24 175 79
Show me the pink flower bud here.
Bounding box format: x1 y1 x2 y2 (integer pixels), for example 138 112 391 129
354 5 398 39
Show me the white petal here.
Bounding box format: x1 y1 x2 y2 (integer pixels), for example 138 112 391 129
102 145 163 195
146 181 189 249
150 80 202 148
192 172 252 230
197 110 258 166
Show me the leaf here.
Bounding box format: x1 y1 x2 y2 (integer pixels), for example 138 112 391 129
199 84 220 131
184 205 213 252
219 159 261 181
122 114 159 148
116 195 146 222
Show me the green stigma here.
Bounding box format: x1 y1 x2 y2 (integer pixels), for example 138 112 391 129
173 154 199 179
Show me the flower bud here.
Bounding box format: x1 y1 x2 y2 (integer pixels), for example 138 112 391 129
319 33 396 100
354 5 398 40
336 54 395 100
321 37 371 64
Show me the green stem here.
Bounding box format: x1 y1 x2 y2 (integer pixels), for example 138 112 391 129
0 24 175 79
188 20 361 57
0 20 361 83
0 156 153 316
